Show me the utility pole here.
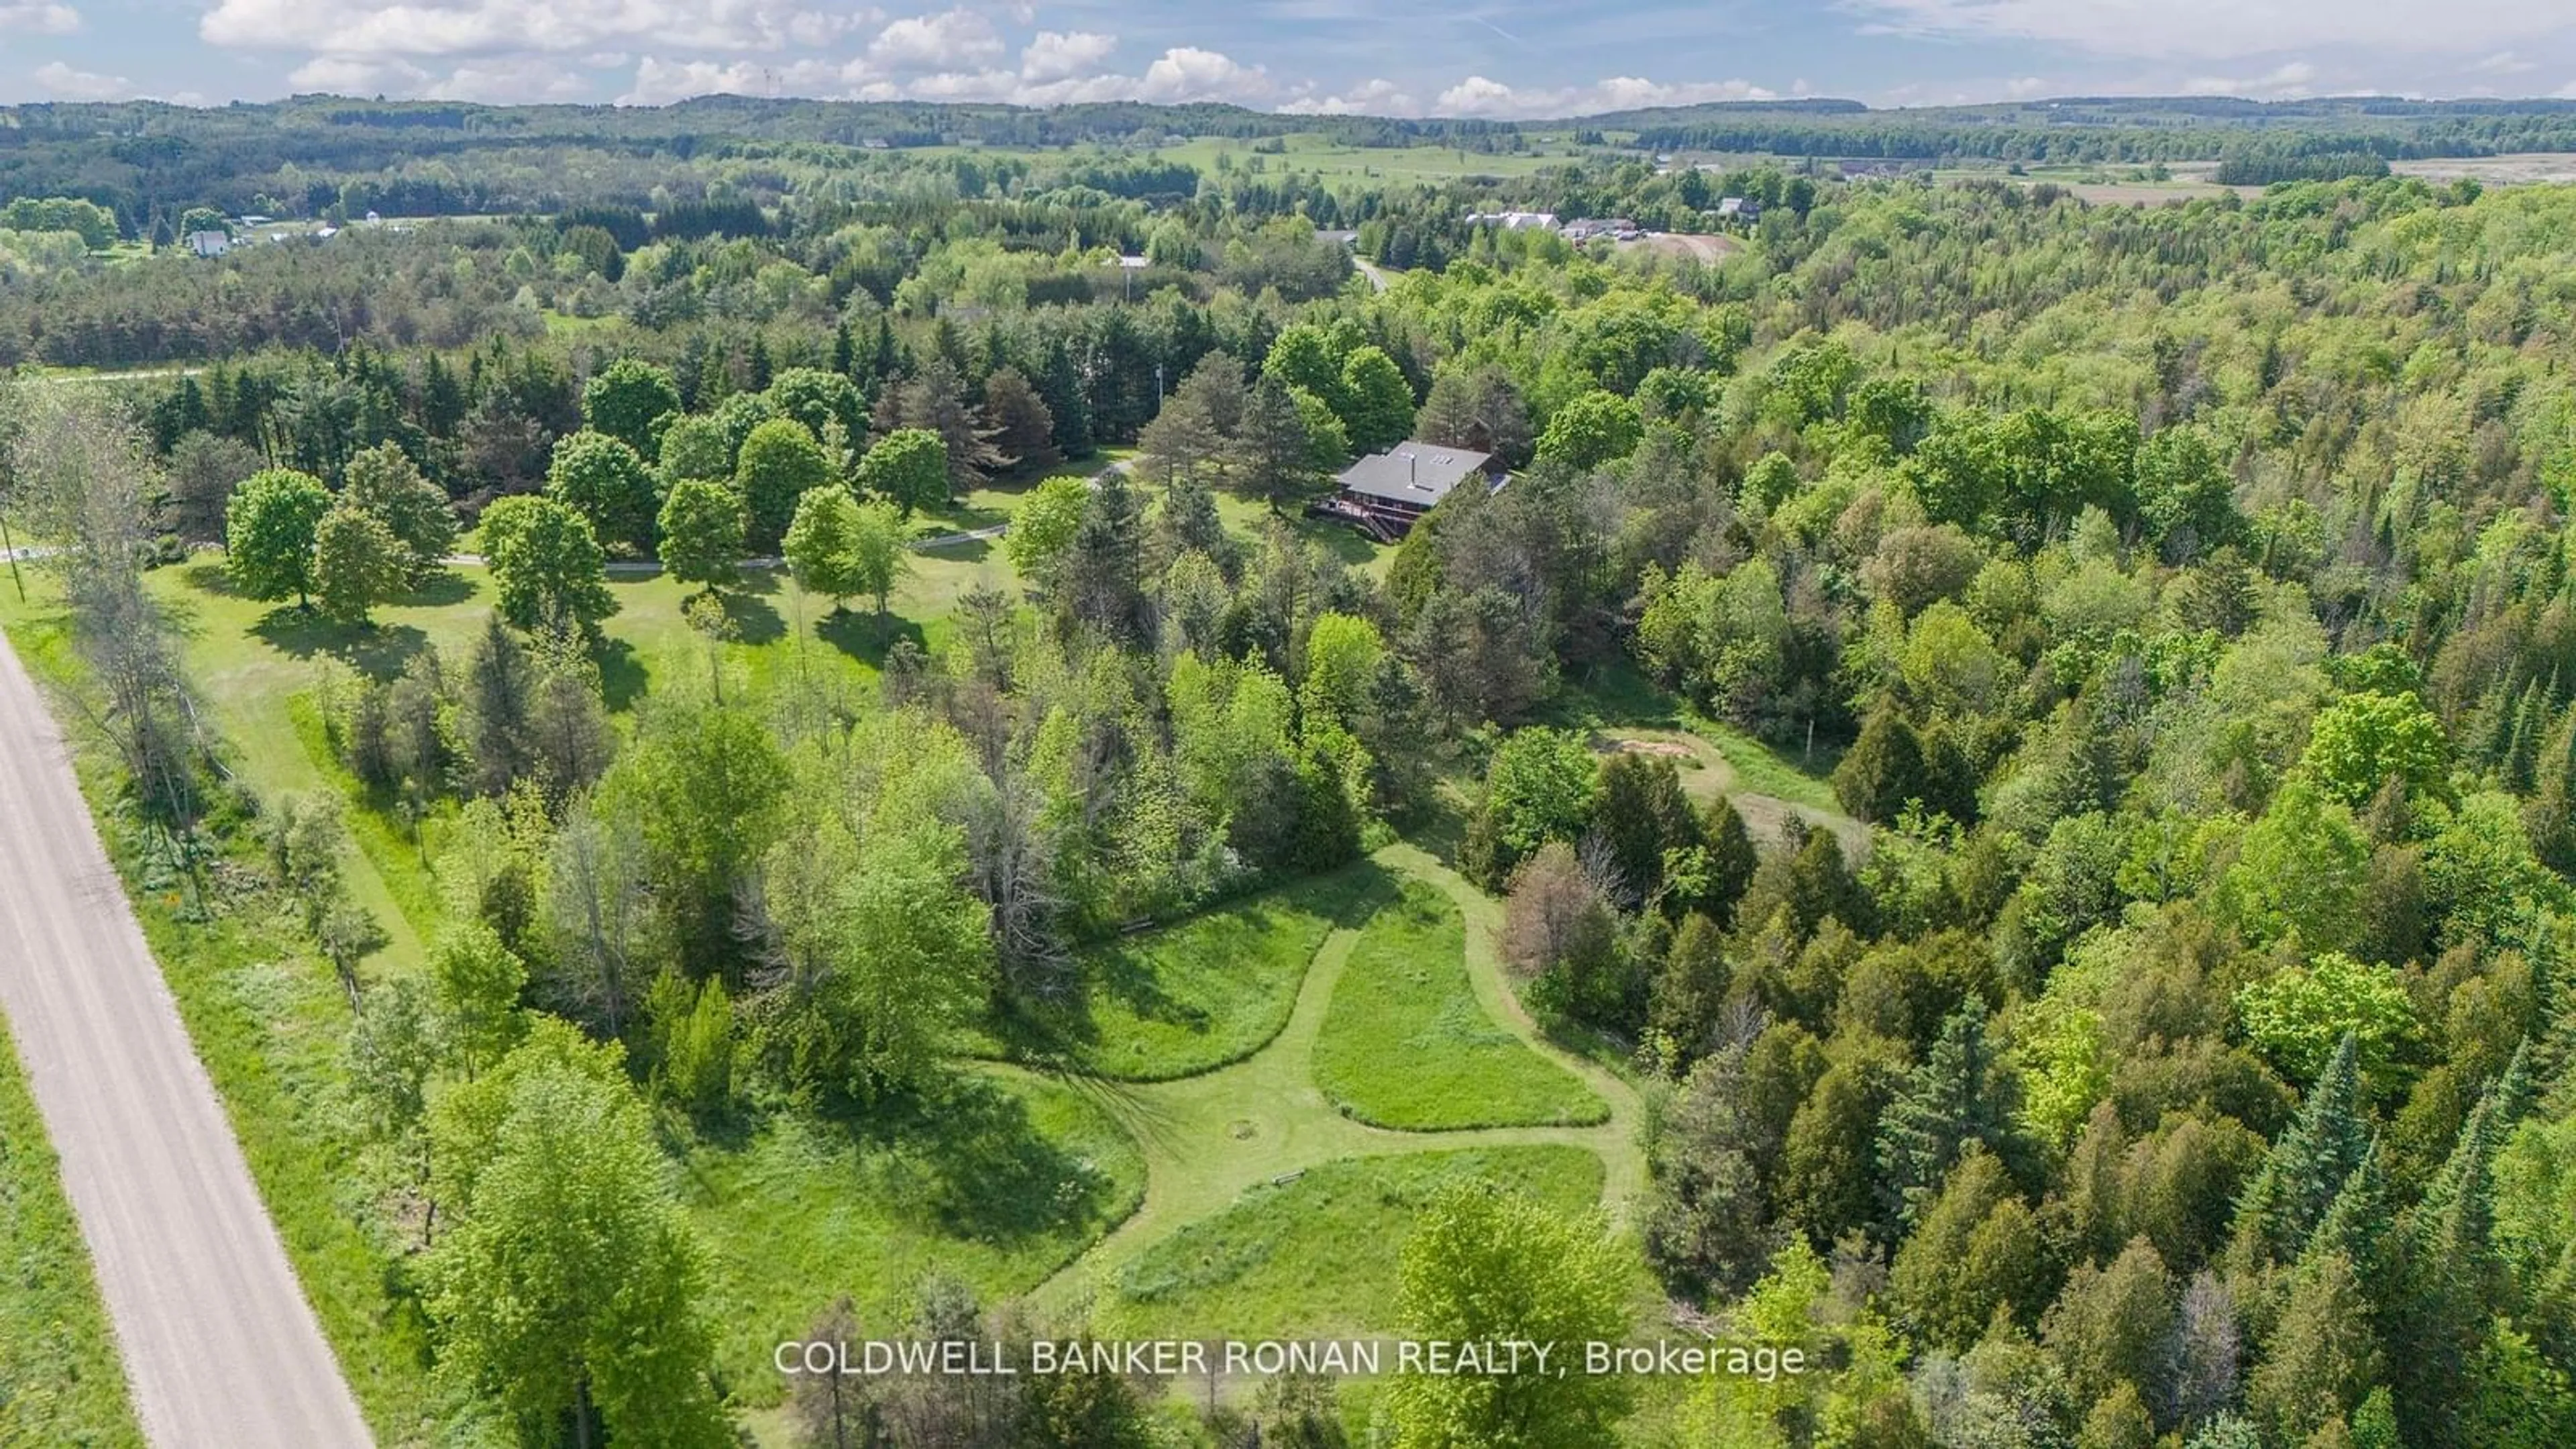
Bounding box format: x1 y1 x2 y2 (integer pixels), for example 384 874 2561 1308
1155 362 1164 410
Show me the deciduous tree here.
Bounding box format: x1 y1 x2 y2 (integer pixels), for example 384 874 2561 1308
655 478 745 595
545 430 658 555
225 467 331 608
480 495 616 635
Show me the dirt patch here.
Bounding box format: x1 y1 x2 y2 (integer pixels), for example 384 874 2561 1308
1609 738 1697 759
1617 233 1739 264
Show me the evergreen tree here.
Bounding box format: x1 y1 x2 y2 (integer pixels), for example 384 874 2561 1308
1642 1042 1784 1299
980 365 1057 472
462 613 537 796
1234 376 1315 515
875 357 1002 494
2231 1034 2372 1269
1593 752 1702 909
1036 340 1094 460
1646 912 1731 1063
2039 1236 2178 1411
2391 1068 2520 1444
2248 1249 2383 1446
1057 468 1150 645
1834 707 1929 824
1876 1006 2006 1230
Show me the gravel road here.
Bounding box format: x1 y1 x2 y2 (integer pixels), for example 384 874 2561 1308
0 633 372 1448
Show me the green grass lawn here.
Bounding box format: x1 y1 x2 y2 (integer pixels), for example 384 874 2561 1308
0 1015 144 1449
684 1070 1146 1401
998 866 1389 1080
1313 880 1605 1130
1101 1145 1603 1341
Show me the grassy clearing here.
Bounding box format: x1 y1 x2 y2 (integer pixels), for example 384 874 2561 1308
0 610 439 1444
1000 867 1388 1081
683 1071 1145 1401
1543 661 1846 815
1313 880 1605 1130
1143 134 1558 189
1102 1146 1602 1341
0 1015 144 1449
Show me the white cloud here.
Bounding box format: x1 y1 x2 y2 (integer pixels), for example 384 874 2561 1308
2181 60 2319 99
32 60 128 99
427 57 593 101
2469 50 2536 75
866 8 1002 72
1844 0 2575 62
1020 30 1116 83
620 54 852 103
0 0 76 34
288 55 431 94
1434 73 1776 119
1282 76 1421 116
203 0 843 60
619 36 1281 109
2004 75 2050 98
1135 46 1271 103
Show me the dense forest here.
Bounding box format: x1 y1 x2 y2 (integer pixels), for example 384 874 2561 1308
5 110 2576 1448
7 93 2576 225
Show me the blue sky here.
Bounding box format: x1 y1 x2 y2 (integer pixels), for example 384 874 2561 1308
3 0 2574 113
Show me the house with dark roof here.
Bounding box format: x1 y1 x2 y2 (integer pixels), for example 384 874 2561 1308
1314 441 1501 540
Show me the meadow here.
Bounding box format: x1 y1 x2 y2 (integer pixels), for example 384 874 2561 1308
1311 878 1608 1130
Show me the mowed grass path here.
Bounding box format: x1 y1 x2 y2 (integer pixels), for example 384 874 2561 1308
1313 879 1604 1130
0 1015 143 1449
991 867 1387 1080
1026 844 1644 1324
1101 1145 1603 1342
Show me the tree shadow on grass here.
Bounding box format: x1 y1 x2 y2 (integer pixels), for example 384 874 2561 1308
817 608 925 667
392 572 477 608
250 606 429 682
1293 516 1381 570
843 1075 1120 1244
713 588 784 645
178 560 241 598
917 536 994 565
594 638 647 711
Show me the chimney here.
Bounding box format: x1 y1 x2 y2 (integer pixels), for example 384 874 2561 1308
1409 454 1417 485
